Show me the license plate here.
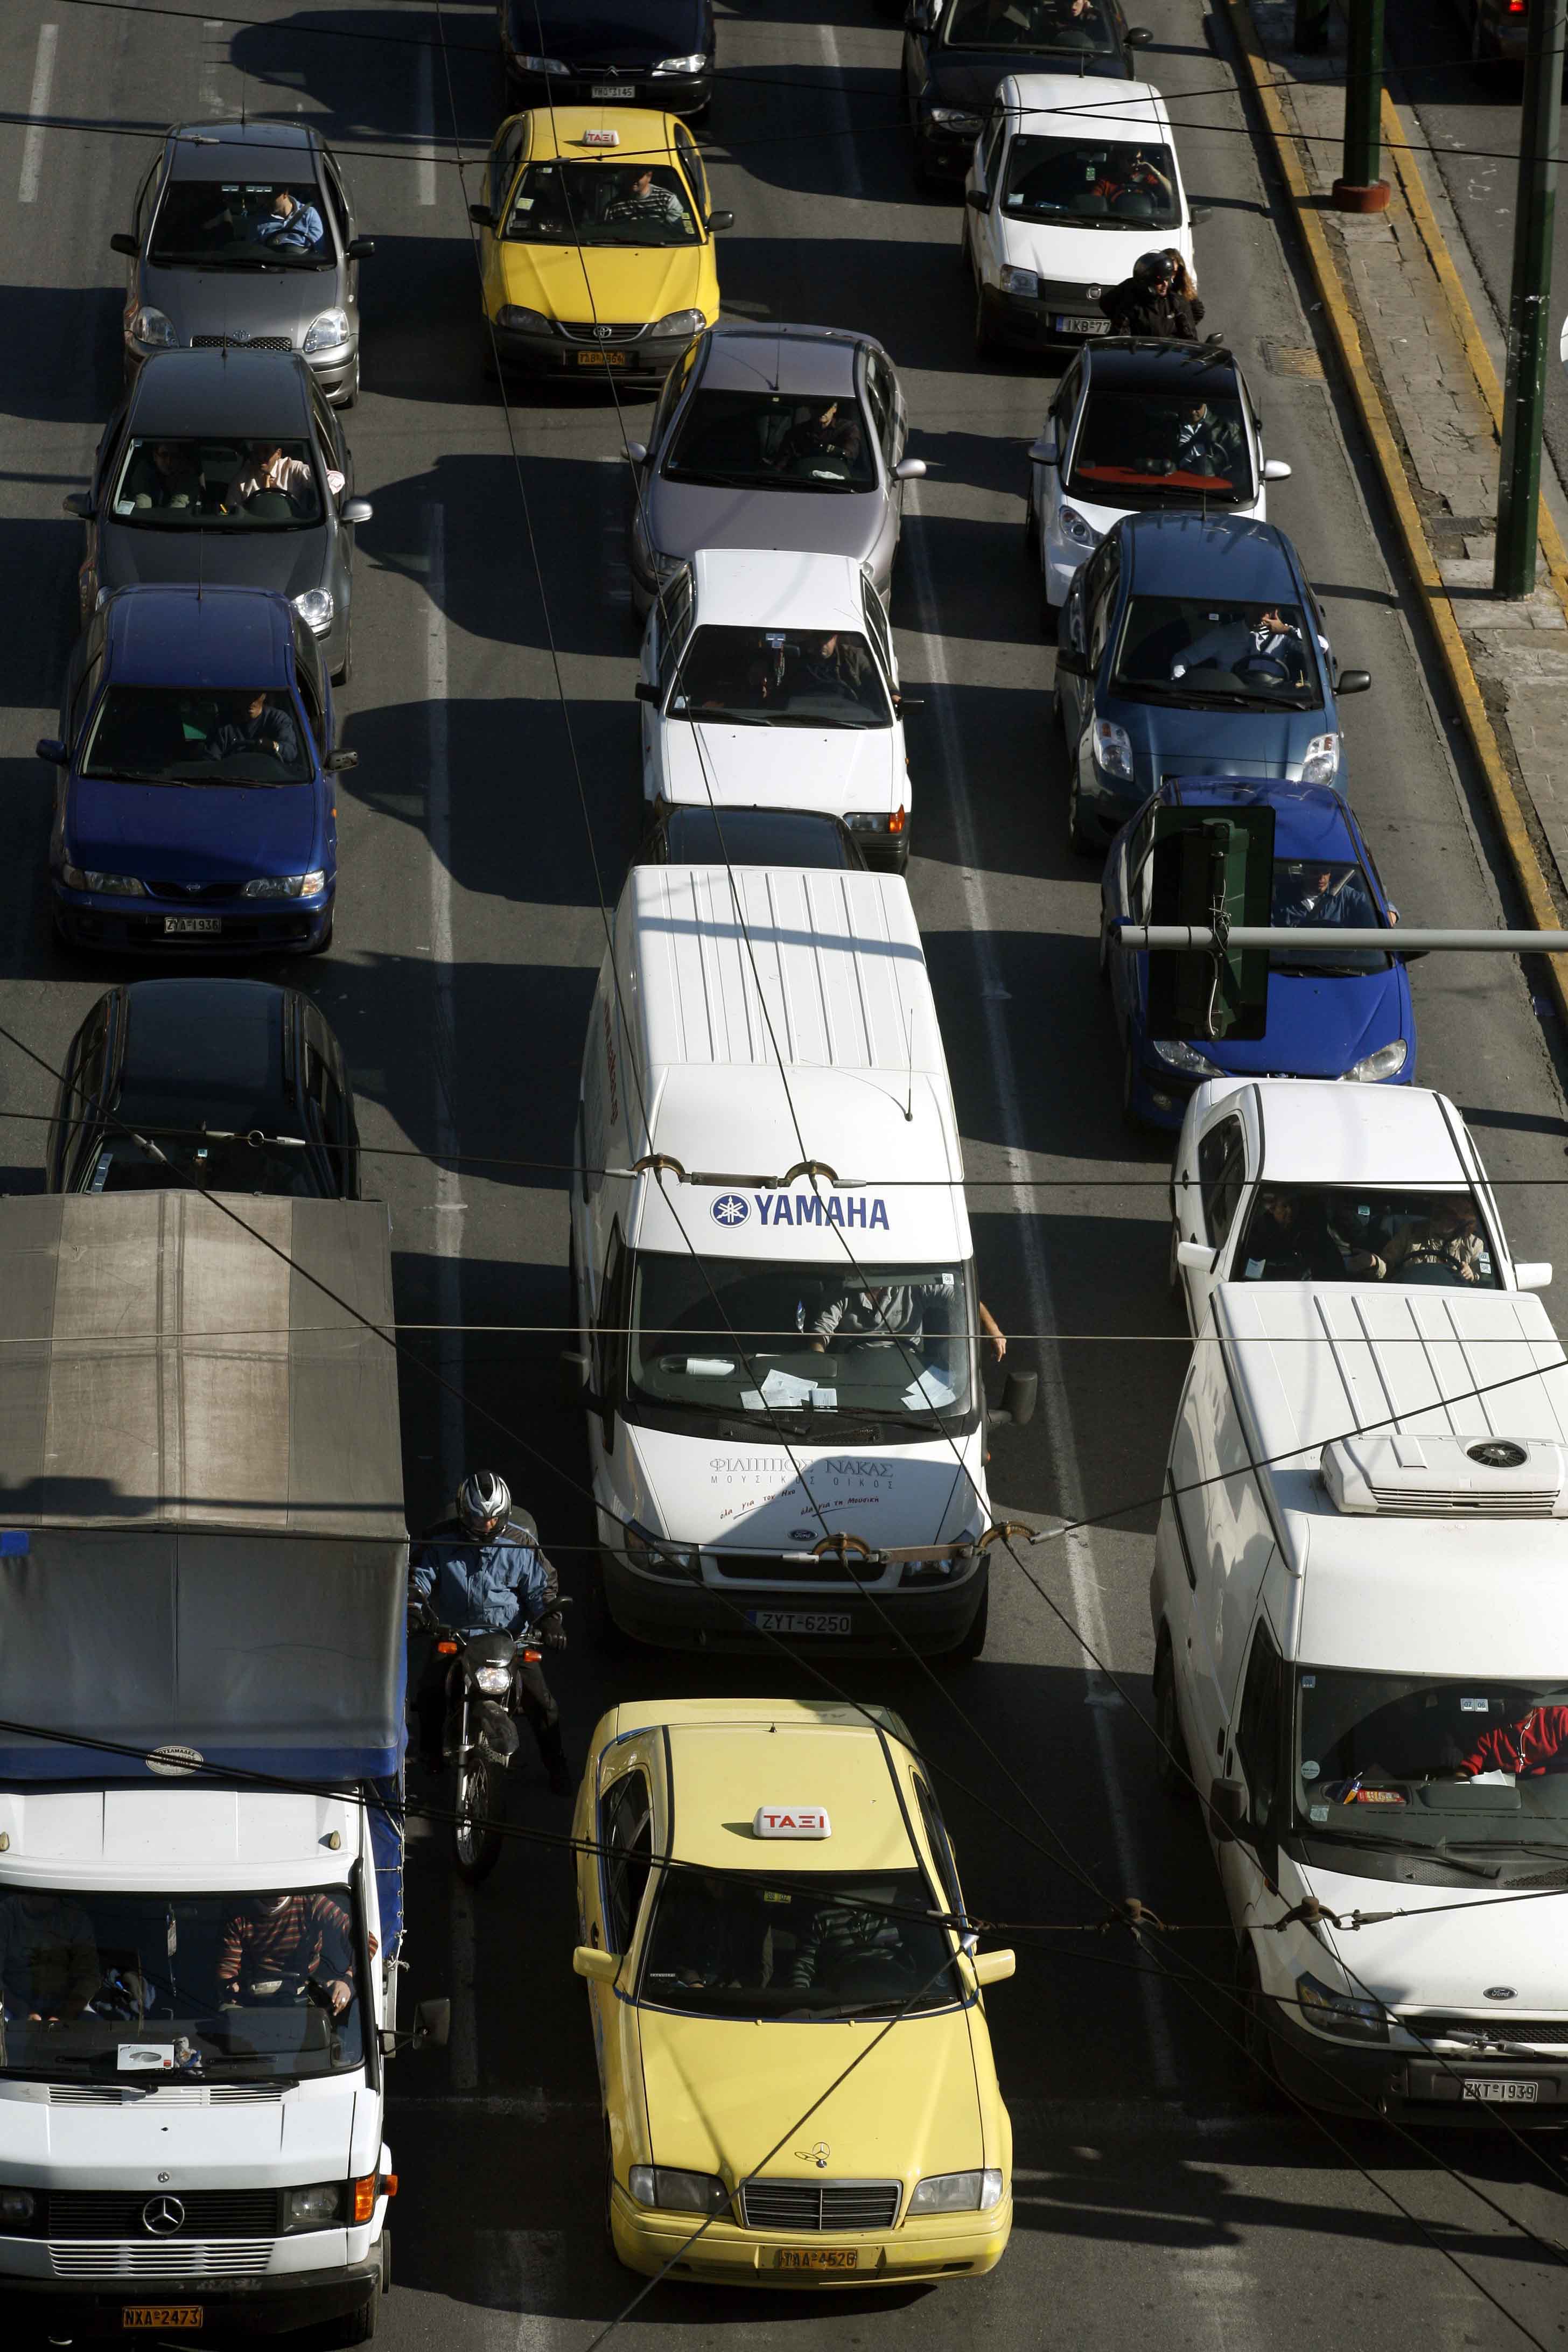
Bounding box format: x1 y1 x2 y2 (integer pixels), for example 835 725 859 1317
775 2249 858 2271
1055 314 1109 334
591 82 636 97
163 915 220 935
123 2309 203 2329
745 1610 852 1636
1461 2078 1539 2104
576 349 627 367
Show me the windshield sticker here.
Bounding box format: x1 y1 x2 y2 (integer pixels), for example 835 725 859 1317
753 1193 890 1230
1460 1697 1490 1712
1300 1674 1315 1687
1310 1804 1328 1823
118 2043 178 2071
1299 1760 1320 1781
1244 1258 1265 1278
90 1150 113 1194
1324 1779 1406 1805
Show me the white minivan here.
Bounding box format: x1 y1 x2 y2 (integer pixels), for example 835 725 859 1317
563 862 1031 1657
1152 1278 1568 2123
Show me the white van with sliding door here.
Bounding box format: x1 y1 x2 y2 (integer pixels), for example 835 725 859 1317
1151 1280 1568 2124
562 863 1033 1660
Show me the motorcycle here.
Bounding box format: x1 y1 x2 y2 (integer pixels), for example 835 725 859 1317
410 1594 571 1886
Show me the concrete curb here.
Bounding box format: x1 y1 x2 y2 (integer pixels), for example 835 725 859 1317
1224 0 1568 1027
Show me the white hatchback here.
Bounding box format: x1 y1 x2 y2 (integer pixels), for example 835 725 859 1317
635 548 913 871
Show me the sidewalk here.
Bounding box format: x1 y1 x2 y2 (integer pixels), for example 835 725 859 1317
1229 0 1568 1011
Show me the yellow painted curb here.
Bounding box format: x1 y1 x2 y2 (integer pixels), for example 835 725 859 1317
1225 0 1568 1024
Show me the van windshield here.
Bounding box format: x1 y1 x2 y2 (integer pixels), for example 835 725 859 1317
1231 1185 1499 1290
625 1253 979 1432
1295 1669 1568 1881
0 1884 366 2079
639 1867 961 2020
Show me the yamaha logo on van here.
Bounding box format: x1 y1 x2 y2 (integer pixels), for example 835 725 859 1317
711 1192 751 1228
753 1192 889 1230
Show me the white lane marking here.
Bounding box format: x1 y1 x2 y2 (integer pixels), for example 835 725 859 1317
814 22 865 204
200 20 227 118
425 501 479 2094
18 25 58 206
415 41 436 209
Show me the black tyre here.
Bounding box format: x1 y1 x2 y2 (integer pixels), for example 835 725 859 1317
940 1577 989 1667
1097 897 1112 987
1152 1634 1192 1800
1236 1938 1282 2103
1023 493 1040 560
303 2299 376 2350
332 634 353 690
379 2232 391 2295
974 283 997 358
1039 575 1058 640
1066 771 1094 857
452 1752 503 1884
1121 1038 1144 1131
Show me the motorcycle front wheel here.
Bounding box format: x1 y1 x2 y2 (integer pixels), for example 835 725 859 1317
452 1752 503 1885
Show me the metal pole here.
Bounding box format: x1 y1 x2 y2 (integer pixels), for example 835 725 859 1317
1332 0 1389 212
1494 0 1567 599
1114 927 1568 951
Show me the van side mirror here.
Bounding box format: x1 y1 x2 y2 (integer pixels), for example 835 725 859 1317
110 232 139 258
964 188 989 213
1054 645 1087 678
467 203 495 229
986 1368 1037 1430
558 1348 601 1412
1175 1238 1217 1271
324 750 359 772
412 1997 450 2048
634 680 661 705
573 1945 620 1984
1515 1261 1553 1291
1188 206 1213 225
62 491 94 521
1208 1778 1248 1844
1336 668 1372 694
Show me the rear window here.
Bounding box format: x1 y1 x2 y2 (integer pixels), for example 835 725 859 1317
651 808 862 867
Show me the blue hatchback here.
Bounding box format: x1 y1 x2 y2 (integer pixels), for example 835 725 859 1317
40 584 351 956
1101 777 1415 1129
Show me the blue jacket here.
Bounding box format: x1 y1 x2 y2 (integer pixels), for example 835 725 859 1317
409 1520 555 1636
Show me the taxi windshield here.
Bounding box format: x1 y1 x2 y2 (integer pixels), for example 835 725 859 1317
639 1867 961 2019
663 390 878 492
625 1253 979 1432
82 688 313 787
1003 136 1179 229
150 178 331 267
501 159 698 246
109 438 324 528
1231 1184 1499 1289
1266 858 1388 970
941 0 1116 52
670 625 891 727
1067 389 1252 504
1111 595 1322 710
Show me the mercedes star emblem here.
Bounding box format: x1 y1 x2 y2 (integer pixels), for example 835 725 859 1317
142 2194 186 2235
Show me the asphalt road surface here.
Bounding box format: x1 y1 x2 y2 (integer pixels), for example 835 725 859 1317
3 1 1568 2346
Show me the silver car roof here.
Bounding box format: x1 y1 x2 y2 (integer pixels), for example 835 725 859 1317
701 327 865 397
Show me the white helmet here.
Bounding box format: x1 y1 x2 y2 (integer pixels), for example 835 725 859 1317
457 1470 510 1537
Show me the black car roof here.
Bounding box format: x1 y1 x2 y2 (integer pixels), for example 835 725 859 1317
127 348 314 436
1084 340 1242 399
169 118 318 152
111 979 293 1131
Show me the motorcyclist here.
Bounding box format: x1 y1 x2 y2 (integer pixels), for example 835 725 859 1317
1103 250 1200 342
409 1471 571 1796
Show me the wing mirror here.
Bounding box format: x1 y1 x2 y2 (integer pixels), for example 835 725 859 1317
340 498 373 524
1175 1237 1219 1271
110 232 139 258
986 1367 1037 1430
706 209 734 231
634 680 661 705
558 1348 603 1413
1125 23 1154 42
1054 645 1088 677
1515 1261 1553 1291
1261 457 1292 481
971 1948 1016 1987
412 1997 450 2048
572 1946 621 1984
467 202 495 229
893 456 926 482
324 749 359 772
1188 205 1213 225
625 439 648 465
1208 1778 1248 1844
1336 667 1372 694
36 738 68 766
62 491 94 521
1028 436 1058 467
346 236 376 259
964 188 989 213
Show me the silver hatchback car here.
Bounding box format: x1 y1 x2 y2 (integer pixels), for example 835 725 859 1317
113 120 373 407
626 324 925 617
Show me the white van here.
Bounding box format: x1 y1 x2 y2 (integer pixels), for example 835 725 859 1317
564 863 1012 1657
1151 1279 1568 2123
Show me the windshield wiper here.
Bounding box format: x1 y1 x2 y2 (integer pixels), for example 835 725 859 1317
1306 1825 1499 1877
1446 1838 1568 1861
683 709 772 727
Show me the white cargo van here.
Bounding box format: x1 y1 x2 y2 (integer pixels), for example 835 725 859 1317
1151 1280 1568 2123
564 863 1019 1656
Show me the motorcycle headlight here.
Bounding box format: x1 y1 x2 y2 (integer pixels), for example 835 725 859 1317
515 53 570 72
303 308 350 354
129 306 176 350
283 2183 344 2230
1343 1038 1408 1084
1295 1971 1388 2042
293 587 333 634
1091 716 1134 781
653 52 708 72
82 871 147 897
999 264 1040 299
908 2169 1004 2215
472 1662 512 1696
496 305 554 335
1152 1037 1224 1077
241 870 328 900
653 308 706 338
1058 502 1100 550
627 2166 730 2215
1299 730 1340 784
928 106 982 131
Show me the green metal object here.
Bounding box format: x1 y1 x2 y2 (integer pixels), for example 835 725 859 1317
1494 0 1566 600
1144 808 1276 1042
1340 0 1385 193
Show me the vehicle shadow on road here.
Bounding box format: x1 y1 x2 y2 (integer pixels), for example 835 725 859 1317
227 6 499 156
0 286 123 424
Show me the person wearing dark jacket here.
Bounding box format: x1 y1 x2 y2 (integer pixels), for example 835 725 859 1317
1103 250 1200 342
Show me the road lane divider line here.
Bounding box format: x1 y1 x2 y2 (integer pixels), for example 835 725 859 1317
199 18 227 120
415 40 436 208
17 25 58 205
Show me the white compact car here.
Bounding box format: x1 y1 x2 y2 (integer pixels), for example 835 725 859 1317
635 548 912 871
963 74 1198 359
1169 1076 1552 1335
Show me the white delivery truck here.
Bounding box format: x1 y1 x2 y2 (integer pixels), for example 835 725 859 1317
0 1192 445 2342
1151 1278 1568 2124
563 863 1031 1656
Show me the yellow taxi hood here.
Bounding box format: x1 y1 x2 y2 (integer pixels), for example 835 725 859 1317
636 2005 989 2186
500 240 704 325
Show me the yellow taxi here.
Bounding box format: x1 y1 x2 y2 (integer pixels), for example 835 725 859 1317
470 107 729 386
570 1698 1014 2287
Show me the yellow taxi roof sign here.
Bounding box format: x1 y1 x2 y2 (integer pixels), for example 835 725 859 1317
753 1804 831 1839
580 127 620 145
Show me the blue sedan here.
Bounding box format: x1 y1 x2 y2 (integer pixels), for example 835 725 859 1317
1101 777 1416 1129
40 584 352 955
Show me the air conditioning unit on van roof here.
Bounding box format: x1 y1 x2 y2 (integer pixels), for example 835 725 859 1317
1321 1433 1568 1517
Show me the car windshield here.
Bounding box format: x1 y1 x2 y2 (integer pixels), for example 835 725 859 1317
941 0 1117 53
149 178 332 267
1003 135 1179 229
1295 1669 1568 1880
670 625 891 727
82 688 314 787
109 438 323 529
651 808 862 867
1111 594 1322 709
501 159 698 246
1266 857 1388 970
1067 389 1253 504
663 390 877 491
1231 1185 1499 1289
83 1131 324 1198
0 1884 365 2079
626 1253 979 1431
639 1867 960 2019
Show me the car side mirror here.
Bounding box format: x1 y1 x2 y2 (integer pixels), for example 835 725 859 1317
1125 22 1154 42
1175 1238 1218 1271
893 456 926 482
110 232 139 258
62 492 94 521
1515 1261 1553 1291
986 1368 1037 1430
970 1948 1016 1988
1208 1778 1248 1844
346 236 376 259
340 497 373 524
1027 436 1057 467
634 680 661 705
1261 457 1292 482
1054 645 1088 677
1188 205 1213 225
964 188 989 213
573 1945 620 1985
412 1997 450 2048
706 209 734 232
625 439 648 465
36 738 68 766
324 749 359 772
558 1348 601 1413
1336 667 1372 694
467 203 495 229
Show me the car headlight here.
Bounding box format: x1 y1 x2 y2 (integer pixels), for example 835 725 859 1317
624 1525 696 1580
496 305 554 335
928 106 982 131
283 2183 344 2231
472 1662 512 1696
653 52 708 71
1295 1971 1388 2042
653 308 706 338
900 1557 956 1584
59 862 86 891
303 308 350 355
908 2169 1004 2215
0 2189 37 2223
77 870 146 897
1300 730 1340 784
293 587 334 634
515 52 570 72
999 264 1040 298
1152 1037 1224 1077
241 870 328 900
129 306 176 350
627 2166 730 2215
1091 716 1134 781
1343 1038 1408 1083
1058 503 1100 550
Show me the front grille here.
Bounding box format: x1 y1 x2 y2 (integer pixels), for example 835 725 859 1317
1404 2016 1568 2048
146 879 249 902
46 2084 284 2106
51 2242 274 2278
740 2180 901 2232
710 1552 887 1585
1362 1486 1561 1516
189 334 293 352
556 321 649 345
46 2192 280 2238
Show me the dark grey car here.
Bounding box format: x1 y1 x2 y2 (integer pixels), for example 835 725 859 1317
113 120 374 407
625 324 926 617
67 349 371 686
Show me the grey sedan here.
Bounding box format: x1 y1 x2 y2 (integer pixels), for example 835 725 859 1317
67 349 371 686
625 324 925 616
113 118 374 407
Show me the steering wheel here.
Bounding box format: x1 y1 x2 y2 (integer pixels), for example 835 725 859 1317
1236 652 1291 685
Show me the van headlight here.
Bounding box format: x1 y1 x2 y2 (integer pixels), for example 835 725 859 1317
303 309 350 354
129 306 176 351
628 2166 730 2215
293 587 333 634
1295 1972 1388 2042
908 2169 1004 2214
624 1525 696 1581
1300 731 1340 783
242 870 328 899
284 2182 345 2230
1152 1038 1224 1077
1343 1038 1407 1083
